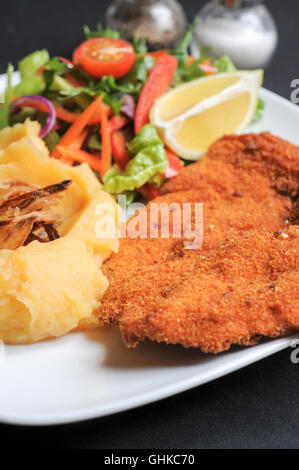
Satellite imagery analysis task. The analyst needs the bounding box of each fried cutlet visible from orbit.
[162,133,299,198]
[101,133,299,353]
[103,227,299,353]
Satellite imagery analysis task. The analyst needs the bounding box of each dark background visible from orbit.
[0,0,299,449]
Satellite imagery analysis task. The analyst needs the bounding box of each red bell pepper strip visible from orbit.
[108,114,128,134]
[111,131,129,171]
[134,53,178,135]
[165,149,184,178]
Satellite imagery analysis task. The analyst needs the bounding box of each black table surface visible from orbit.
[0,0,299,450]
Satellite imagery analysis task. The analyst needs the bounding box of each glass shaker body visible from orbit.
[107,0,187,50]
[191,0,278,69]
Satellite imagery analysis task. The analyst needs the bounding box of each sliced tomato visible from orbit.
[73,38,136,79]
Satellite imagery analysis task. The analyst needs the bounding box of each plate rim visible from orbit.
[0,335,296,427]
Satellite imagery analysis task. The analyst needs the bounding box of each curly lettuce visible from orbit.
[103,124,168,194]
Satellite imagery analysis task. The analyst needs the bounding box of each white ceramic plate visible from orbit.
[0,73,298,426]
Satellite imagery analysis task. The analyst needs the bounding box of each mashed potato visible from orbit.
[0,120,120,344]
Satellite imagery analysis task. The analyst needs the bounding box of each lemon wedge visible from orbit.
[150,70,263,160]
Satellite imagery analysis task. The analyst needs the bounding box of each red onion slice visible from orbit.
[121,94,136,120]
[11,95,57,138]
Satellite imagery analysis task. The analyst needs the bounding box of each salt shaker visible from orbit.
[191,0,278,69]
[106,0,187,50]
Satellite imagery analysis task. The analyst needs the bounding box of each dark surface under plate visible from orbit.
[0,0,299,449]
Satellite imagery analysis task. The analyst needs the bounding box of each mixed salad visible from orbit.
[0,24,264,203]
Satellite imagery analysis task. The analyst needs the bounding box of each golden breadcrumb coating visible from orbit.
[101,133,299,353]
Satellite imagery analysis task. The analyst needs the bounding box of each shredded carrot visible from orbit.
[68,129,88,149]
[57,146,102,172]
[52,95,104,158]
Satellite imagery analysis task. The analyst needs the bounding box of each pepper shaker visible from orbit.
[191,0,278,69]
[106,0,187,50]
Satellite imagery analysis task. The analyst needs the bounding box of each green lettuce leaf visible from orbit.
[14,50,49,97]
[19,50,49,79]
[214,55,236,73]
[103,124,168,194]
[14,75,45,96]
[252,98,265,123]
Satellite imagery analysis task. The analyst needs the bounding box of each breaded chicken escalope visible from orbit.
[162,133,299,198]
[104,228,299,353]
[101,133,299,353]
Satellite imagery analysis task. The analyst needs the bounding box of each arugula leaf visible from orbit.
[171,22,196,67]
[45,57,69,74]
[132,35,147,55]
[119,55,155,91]
[96,75,136,94]
[172,60,205,85]
[42,57,69,87]
[58,74,133,114]
[252,98,265,123]
[171,21,210,85]
[19,50,49,79]
[0,63,14,130]
[58,75,136,99]
[103,95,123,115]
[83,24,121,40]
[103,124,168,194]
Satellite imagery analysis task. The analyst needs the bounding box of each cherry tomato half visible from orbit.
[73,38,136,79]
